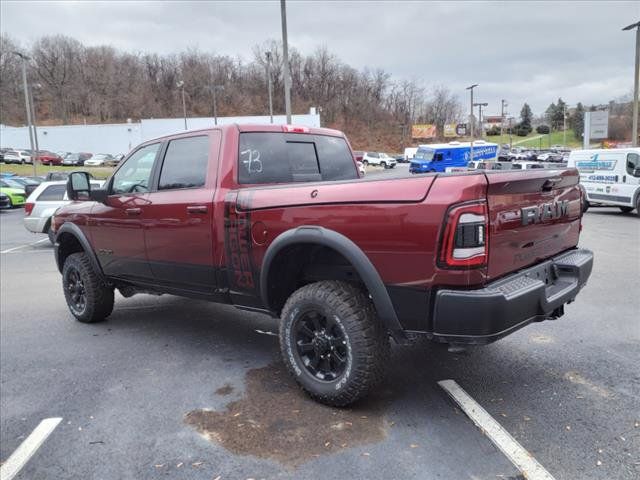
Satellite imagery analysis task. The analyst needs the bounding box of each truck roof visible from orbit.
[143,123,345,145]
[418,141,498,150]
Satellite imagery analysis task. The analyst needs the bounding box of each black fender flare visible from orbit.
[55,222,106,283]
[260,226,407,343]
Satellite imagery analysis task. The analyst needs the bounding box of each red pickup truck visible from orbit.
[53,124,593,406]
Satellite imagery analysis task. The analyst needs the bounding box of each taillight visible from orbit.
[282,125,310,133]
[25,202,35,216]
[439,202,488,268]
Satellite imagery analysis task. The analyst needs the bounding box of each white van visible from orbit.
[403,147,418,162]
[567,148,640,215]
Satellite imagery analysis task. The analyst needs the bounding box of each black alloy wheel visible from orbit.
[293,310,349,382]
[65,267,87,315]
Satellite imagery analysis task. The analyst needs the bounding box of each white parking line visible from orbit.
[0,417,62,480]
[438,379,555,480]
[0,238,49,254]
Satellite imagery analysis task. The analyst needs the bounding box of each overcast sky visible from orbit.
[1,1,638,116]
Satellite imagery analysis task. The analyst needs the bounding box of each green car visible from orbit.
[0,180,27,208]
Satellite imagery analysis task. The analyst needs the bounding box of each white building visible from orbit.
[0,109,321,155]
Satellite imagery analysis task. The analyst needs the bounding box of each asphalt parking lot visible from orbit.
[1,178,638,479]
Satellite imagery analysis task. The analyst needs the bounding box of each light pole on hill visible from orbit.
[280,0,292,124]
[466,84,478,161]
[177,81,187,130]
[12,51,37,176]
[211,85,224,125]
[500,99,507,138]
[622,20,640,146]
[474,102,488,138]
[265,51,274,123]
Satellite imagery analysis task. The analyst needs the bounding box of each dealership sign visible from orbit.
[586,110,609,140]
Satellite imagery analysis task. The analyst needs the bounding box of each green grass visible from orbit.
[0,163,114,179]
[478,129,582,149]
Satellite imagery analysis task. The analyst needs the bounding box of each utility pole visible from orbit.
[12,51,36,176]
[509,117,513,150]
[623,21,640,146]
[280,0,292,124]
[265,51,274,123]
[177,81,187,130]
[474,102,488,139]
[500,99,507,138]
[466,84,478,161]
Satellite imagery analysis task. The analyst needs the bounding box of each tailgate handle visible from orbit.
[542,177,562,191]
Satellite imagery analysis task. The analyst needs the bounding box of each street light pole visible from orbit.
[623,21,640,146]
[212,85,223,125]
[177,81,187,130]
[563,103,567,147]
[13,51,36,175]
[466,84,478,161]
[265,51,274,123]
[500,99,507,138]
[28,84,40,174]
[280,0,292,124]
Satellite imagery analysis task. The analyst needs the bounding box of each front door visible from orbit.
[143,132,220,294]
[90,142,161,281]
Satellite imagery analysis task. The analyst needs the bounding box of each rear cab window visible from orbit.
[158,136,209,190]
[238,132,357,185]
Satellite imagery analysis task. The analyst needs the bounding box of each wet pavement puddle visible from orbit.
[185,363,388,467]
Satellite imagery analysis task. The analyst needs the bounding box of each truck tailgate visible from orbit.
[485,168,582,280]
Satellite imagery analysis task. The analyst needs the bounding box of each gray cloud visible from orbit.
[2,0,638,115]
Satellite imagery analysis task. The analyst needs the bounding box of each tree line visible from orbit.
[0,34,465,151]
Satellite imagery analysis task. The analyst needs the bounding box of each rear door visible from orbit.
[484,168,582,280]
[143,131,221,294]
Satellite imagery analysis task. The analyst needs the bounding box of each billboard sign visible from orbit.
[444,123,457,137]
[411,124,436,138]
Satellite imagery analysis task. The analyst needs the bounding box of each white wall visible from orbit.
[0,112,320,156]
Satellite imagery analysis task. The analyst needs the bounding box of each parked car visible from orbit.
[3,149,33,164]
[84,153,115,167]
[24,180,104,243]
[38,151,64,166]
[62,153,92,166]
[44,171,94,182]
[52,123,592,407]
[4,176,42,195]
[0,192,11,209]
[356,160,365,176]
[394,154,407,163]
[0,179,27,207]
[106,154,125,167]
[511,161,546,170]
[362,152,396,168]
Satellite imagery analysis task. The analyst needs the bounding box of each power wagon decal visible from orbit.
[224,192,257,296]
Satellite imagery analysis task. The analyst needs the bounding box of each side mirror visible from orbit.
[633,168,640,177]
[67,171,91,200]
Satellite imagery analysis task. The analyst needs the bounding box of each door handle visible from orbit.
[187,205,208,214]
[125,207,142,215]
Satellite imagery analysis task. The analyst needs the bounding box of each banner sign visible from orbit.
[411,124,436,138]
[444,123,457,137]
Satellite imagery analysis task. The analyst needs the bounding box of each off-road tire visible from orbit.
[381,161,387,169]
[62,252,114,323]
[279,280,390,407]
[47,226,56,244]
[636,197,640,218]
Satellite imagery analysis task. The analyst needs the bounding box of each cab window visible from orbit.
[627,153,640,177]
[111,143,160,194]
[158,136,209,190]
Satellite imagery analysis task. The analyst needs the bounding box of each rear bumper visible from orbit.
[431,248,593,345]
[24,216,48,233]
